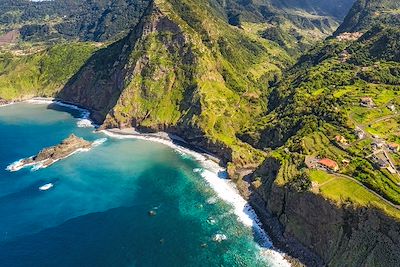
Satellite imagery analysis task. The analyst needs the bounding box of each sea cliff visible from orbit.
[245,158,400,267]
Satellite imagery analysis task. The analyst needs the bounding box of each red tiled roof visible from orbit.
[318,158,338,169]
[389,143,400,148]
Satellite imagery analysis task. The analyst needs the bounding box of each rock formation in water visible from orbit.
[10,134,92,171]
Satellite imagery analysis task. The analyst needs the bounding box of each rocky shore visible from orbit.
[8,134,92,171]
[0,98,11,106]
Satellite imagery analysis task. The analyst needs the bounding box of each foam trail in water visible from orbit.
[93,138,107,147]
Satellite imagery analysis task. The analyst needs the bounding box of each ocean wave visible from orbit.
[212,233,227,242]
[206,217,216,225]
[39,183,54,191]
[25,99,54,105]
[0,102,14,108]
[193,168,203,173]
[25,98,96,128]
[206,196,218,205]
[100,129,290,266]
[93,138,107,147]
[77,119,93,128]
[6,159,28,172]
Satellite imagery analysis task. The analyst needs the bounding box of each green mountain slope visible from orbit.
[0,43,97,99]
[0,0,399,265]
[55,0,292,166]
[0,0,355,53]
[222,0,355,55]
[0,0,150,42]
[336,0,400,34]
[241,24,400,204]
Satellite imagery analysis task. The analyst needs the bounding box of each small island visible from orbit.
[8,134,92,171]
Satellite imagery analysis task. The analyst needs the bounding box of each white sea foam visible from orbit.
[193,168,202,173]
[25,98,97,128]
[39,183,54,191]
[25,99,54,105]
[0,102,14,107]
[93,138,107,147]
[212,233,227,242]
[206,217,216,225]
[6,159,30,172]
[77,119,93,128]
[206,196,218,205]
[101,128,291,266]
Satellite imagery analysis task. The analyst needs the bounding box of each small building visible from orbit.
[372,141,384,150]
[342,159,350,166]
[372,152,390,168]
[360,97,375,108]
[318,158,339,172]
[335,135,348,145]
[388,143,400,152]
[355,127,365,139]
[387,104,396,112]
[336,32,363,42]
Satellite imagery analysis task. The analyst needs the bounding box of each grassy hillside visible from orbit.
[336,0,400,34]
[53,0,293,167]
[0,43,97,99]
[222,0,355,55]
[241,25,400,208]
[0,0,150,42]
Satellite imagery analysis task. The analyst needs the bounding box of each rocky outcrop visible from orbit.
[8,134,92,171]
[0,98,10,106]
[246,158,400,267]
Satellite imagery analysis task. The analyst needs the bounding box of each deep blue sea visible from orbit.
[0,102,287,267]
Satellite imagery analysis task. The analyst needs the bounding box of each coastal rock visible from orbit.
[9,134,92,171]
[0,98,10,106]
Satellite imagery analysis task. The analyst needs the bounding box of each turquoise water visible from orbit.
[0,103,281,267]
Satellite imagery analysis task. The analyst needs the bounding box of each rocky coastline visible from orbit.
[8,134,92,172]
[12,99,400,267]
[0,98,11,106]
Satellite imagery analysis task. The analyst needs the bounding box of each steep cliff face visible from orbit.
[58,0,291,164]
[58,1,163,124]
[247,158,400,266]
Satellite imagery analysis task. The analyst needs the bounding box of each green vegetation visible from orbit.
[336,0,400,34]
[0,0,399,219]
[0,42,97,99]
[0,0,150,42]
[241,23,400,214]
[309,170,400,220]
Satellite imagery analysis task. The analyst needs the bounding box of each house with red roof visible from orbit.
[318,158,339,172]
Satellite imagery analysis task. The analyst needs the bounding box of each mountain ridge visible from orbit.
[0,0,400,266]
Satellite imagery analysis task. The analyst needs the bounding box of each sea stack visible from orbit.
[8,134,92,171]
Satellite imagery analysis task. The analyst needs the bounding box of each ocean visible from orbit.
[0,102,288,267]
